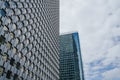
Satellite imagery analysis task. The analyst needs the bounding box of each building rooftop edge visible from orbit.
[60,31,78,35]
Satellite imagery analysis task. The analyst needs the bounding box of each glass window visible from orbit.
[10,58,15,66]
[33,41,37,47]
[35,27,39,33]
[2,53,8,62]
[26,8,31,13]
[17,2,23,8]
[0,35,5,44]
[23,20,28,26]
[22,57,25,64]
[11,15,19,23]
[30,36,34,42]
[15,38,19,45]
[31,63,33,69]
[6,9,14,16]
[0,19,2,25]
[31,8,35,13]
[30,13,34,18]
[0,9,6,17]
[20,35,25,42]
[19,14,25,21]
[13,47,17,54]
[13,74,18,80]
[23,3,28,8]
[24,39,29,46]
[22,48,28,55]
[0,66,4,76]
[1,17,11,25]
[28,3,32,8]
[28,51,32,58]
[0,1,9,8]
[9,1,17,8]
[31,30,34,35]
[17,43,22,51]
[20,66,24,72]
[8,23,17,32]
[6,70,12,79]
[4,1,10,8]
[34,34,37,39]
[27,25,32,31]
[16,62,21,70]
[3,26,9,32]
[26,69,28,75]
[22,27,27,34]
[25,14,30,20]
[28,44,32,50]
[21,8,26,14]
[14,9,21,15]
[26,32,30,38]
[15,30,21,37]
[27,60,30,66]
[29,19,33,25]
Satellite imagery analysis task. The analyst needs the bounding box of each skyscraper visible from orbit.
[59,32,84,80]
[0,0,59,80]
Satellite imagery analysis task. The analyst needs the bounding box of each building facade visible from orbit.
[0,0,59,80]
[59,32,84,80]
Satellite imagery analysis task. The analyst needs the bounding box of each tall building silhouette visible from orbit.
[59,32,84,80]
[0,0,59,80]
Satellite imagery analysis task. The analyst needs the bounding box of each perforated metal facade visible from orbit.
[0,0,59,80]
[59,32,84,80]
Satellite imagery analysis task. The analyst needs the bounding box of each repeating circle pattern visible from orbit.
[0,0,59,80]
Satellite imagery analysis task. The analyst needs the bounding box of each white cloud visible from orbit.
[60,0,120,80]
[102,68,120,80]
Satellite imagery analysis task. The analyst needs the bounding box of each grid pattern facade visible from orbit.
[0,0,59,80]
[59,33,84,80]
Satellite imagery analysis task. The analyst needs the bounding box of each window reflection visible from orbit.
[6,9,14,16]
[0,66,4,76]
[10,58,15,66]
[2,53,8,62]
[24,39,29,46]
[4,1,10,8]
[3,26,9,32]
[11,16,19,23]
[8,23,17,31]
[0,9,6,17]
[9,1,17,8]
[17,2,23,8]
[0,1,9,8]
[1,17,11,25]
[16,62,21,70]
[15,30,21,37]
[13,47,17,54]
[6,42,11,49]
[10,33,14,39]
[13,74,18,80]
[22,27,27,34]
[0,35,5,44]
[17,43,23,51]
[14,9,21,15]
[20,35,25,42]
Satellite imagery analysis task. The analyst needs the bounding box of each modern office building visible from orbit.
[0,0,59,80]
[59,32,84,80]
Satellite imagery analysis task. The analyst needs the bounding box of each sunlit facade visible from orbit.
[0,0,59,80]
[59,32,84,80]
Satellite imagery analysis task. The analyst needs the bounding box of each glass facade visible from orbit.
[59,32,84,80]
[0,0,59,80]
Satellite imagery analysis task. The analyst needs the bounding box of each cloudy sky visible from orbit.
[60,0,120,80]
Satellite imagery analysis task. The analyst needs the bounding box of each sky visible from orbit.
[60,0,120,80]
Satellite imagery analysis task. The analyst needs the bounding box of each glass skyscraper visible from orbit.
[59,32,84,80]
[0,0,59,80]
